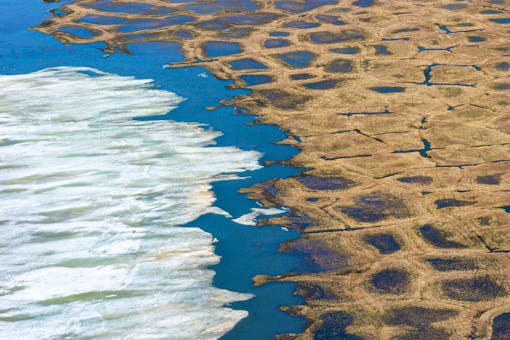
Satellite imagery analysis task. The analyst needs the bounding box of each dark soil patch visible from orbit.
[476,174,501,185]
[340,192,410,222]
[325,59,354,73]
[264,38,290,48]
[309,30,365,44]
[426,258,477,271]
[442,276,506,302]
[286,209,319,229]
[370,269,410,295]
[295,283,334,300]
[290,73,315,80]
[303,79,343,90]
[298,175,355,190]
[257,89,310,109]
[419,224,466,248]
[434,198,474,209]
[386,306,458,328]
[492,313,510,340]
[313,311,364,340]
[364,233,401,254]
[397,176,433,184]
[286,238,349,272]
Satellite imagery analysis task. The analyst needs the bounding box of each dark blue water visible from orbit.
[275,0,337,13]
[438,25,453,34]
[199,19,230,30]
[186,3,222,14]
[221,13,280,25]
[352,0,373,8]
[59,26,96,38]
[393,139,431,158]
[0,1,308,339]
[228,58,268,70]
[418,45,456,52]
[240,74,273,86]
[481,9,502,14]
[88,1,153,13]
[204,41,242,57]
[283,20,320,29]
[118,15,195,32]
[219,27,252,38]
[264,38,291,48]
[370,86,405,93]
[445,4,467,10]
[468,36,486,42]
[185,0,260,13]
[316,14,345,25]
[79,14,126,25]
[290,73,315,80]
[309,30,365,44]
[330,47,360,54]
[415,64,479,87]
[491,18,510,24]
[374,44,392,55]
[276,51,316,68]
[393,27,419,34]
[269,31,290,37]
[496,62,509,71]
[382,37,409,41]
[438,24,484,34]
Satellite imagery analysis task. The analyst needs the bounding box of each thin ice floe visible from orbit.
[0,67,261,339]
[233,207,289,226]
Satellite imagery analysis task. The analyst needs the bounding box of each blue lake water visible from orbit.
[490,18,510,24]
[240,74,273,86]
[118,16,195,33]
[269,31,290,37]
[79,14,127,25]
[352,0,373,8]
[264,38,291,48]
[283,20,320,29]
[59,26,96,38]
[204,41,242,57]
[88,1,153,14]
[228,58,268,70]
[330,47,360,54]
[0,1,307,339]
[276,51,316,68]
[370,86,405,93]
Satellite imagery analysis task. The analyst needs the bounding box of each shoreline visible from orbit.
[1,1,310,338]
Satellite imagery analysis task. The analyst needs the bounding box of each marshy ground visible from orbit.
[36,0,510,338]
